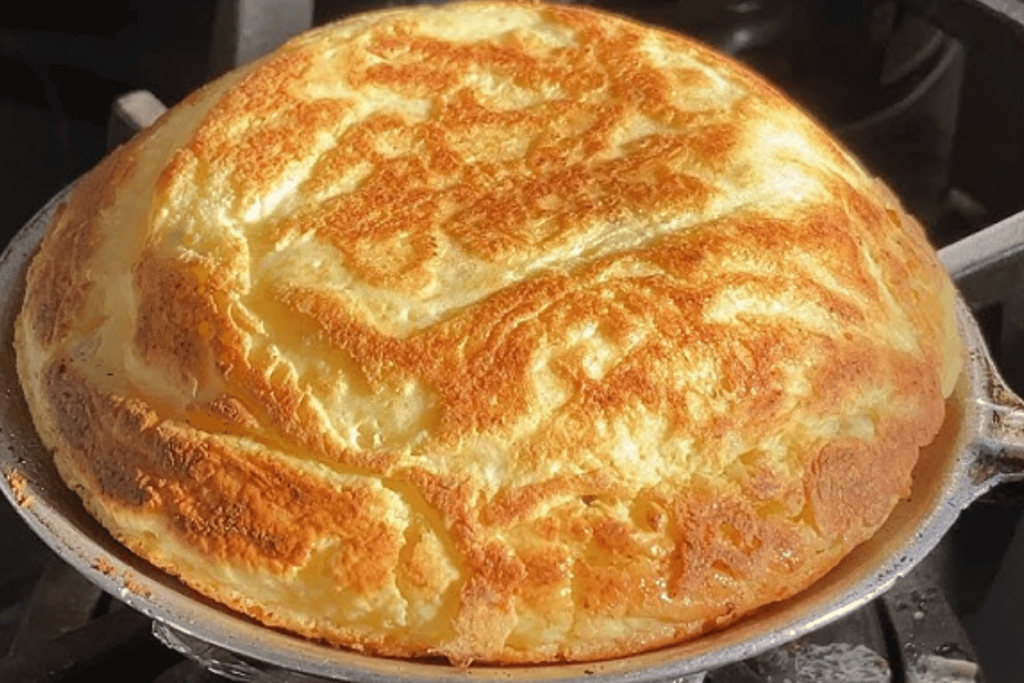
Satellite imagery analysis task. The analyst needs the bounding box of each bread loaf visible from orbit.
[15,0,964,665]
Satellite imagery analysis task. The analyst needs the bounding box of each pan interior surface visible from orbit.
[0,187,990,682]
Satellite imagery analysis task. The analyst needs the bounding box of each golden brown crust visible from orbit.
[15,0,963,665]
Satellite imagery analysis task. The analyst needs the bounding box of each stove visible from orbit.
[1,1,1024,681]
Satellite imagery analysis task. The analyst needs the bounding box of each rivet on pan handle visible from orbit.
[972,354,1024,486]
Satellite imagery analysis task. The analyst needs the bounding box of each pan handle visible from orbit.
[939,207,1024,310]
[940,209,1024,486]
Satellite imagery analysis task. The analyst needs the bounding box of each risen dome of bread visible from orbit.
[15,0,963,665]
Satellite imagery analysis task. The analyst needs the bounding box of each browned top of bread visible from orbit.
[15,0,963,665]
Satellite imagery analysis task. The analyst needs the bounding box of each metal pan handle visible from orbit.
[940,209,1024,487]
[940,208,1024,310]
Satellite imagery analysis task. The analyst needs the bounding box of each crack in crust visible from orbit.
[15,0,964,666]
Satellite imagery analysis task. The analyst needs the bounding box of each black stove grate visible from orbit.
[0,556,211,682]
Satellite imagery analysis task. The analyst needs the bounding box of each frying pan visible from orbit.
[1,181,1024,682]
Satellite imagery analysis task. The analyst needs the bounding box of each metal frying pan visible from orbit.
[1,182,1023,682]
